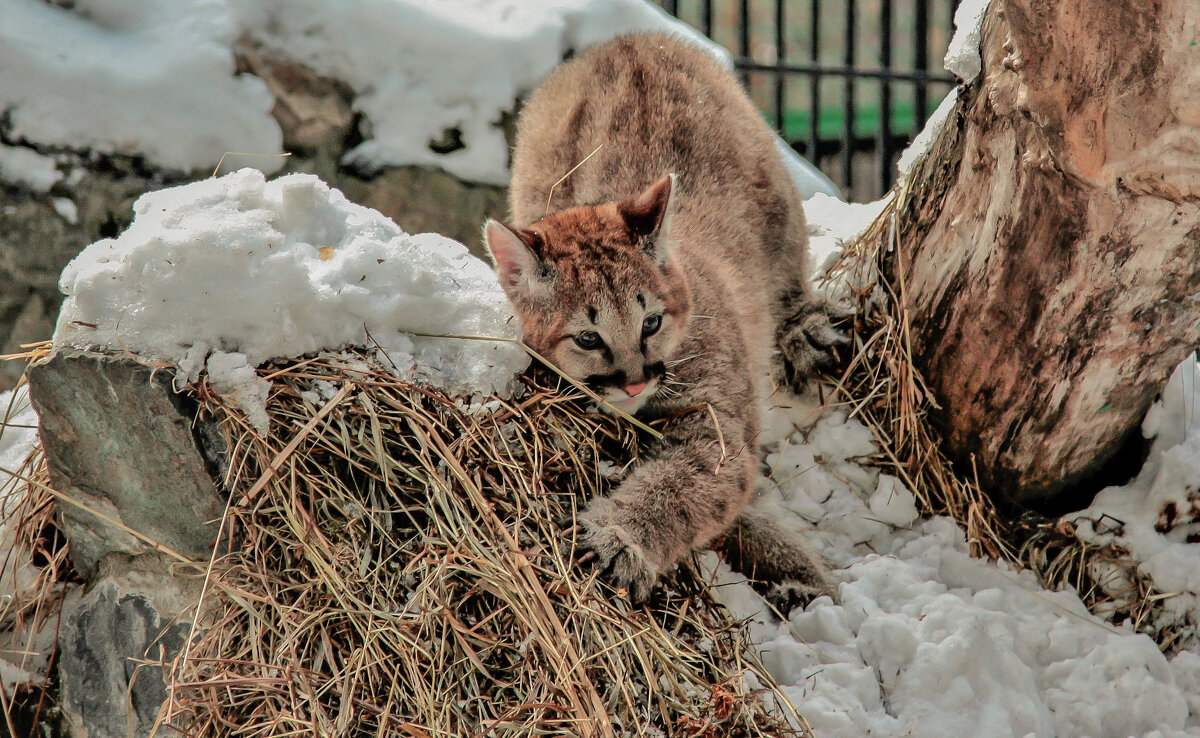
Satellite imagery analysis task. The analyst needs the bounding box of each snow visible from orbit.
[806,193,889,275]
[894,0,987,183]
[0,143,62,192]
[945,0,991,83]
[53,168,528,433]
[237,0,706,184]
[1,0,834,196]
[804,192,890,301]
[8,0,1200,731]
[0,0,282,175]
[53,197,79,225]
[897,88,959,181]
[698,390,1200,737]
[1071,358,1200,632]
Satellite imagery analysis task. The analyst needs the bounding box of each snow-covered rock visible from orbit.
[0,0,835,197]
[53,168,529,432]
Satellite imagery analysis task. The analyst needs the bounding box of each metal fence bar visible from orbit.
[662,0,958,199]
[734,59,953,84]
[842,0,855,189]
[738,0,750,85]
[774,0,786,131]
[878,0,893,190]
[914,0,930,137]
[808,0,820,162]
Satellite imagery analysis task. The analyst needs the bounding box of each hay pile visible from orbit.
[161,351,807,737]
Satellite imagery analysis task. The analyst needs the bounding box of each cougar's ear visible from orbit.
[483,220,552,299]
[618,173,677,267]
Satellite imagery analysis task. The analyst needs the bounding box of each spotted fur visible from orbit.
[485,33,840,607]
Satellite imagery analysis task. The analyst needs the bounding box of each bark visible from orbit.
[895,0,1200,506]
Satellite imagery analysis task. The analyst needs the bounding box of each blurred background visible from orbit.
[660,0,960,201]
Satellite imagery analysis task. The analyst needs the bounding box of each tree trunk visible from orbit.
[894,0,1200,507]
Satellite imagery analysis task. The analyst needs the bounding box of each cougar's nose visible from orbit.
[622,382,648,397]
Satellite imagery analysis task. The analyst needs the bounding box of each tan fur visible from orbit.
[487,33,841,607]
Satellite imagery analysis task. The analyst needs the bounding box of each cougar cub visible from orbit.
[484,33,841,608]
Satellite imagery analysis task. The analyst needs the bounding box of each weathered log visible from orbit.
[895,0,1200,506]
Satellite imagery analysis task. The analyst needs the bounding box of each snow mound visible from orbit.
[711,393,1200,737]
[53,168,528,433]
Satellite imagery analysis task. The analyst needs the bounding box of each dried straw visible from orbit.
[159,352,809,737]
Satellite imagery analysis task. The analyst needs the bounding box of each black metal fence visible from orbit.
[661,0,960,200]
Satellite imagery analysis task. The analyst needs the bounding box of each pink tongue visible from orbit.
[622,382,648,397]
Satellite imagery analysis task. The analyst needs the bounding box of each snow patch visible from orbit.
[897,88,959,181]
[720,392,1200,737]
[804,192,889,301]
[3,0,830,193]
[236,0,721,185]
[0,144,62,193]
[0,0,282,174]
[944,0,990,83]
[894,0,986,184]
[53,168,529,433]
[53,197,79,225]
[1071,358,1200,634]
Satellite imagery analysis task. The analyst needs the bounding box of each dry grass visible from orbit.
[825,180,1188,649]
[0,356,74,736]
[157,352,809,737]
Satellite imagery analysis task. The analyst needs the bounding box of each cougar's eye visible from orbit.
[641,314,662,337]
[574,331,604,350]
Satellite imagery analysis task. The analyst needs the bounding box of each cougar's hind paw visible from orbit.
[764,579,837,617]
[780,302,852,386]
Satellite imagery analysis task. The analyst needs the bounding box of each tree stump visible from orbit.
[894,0,1200,507]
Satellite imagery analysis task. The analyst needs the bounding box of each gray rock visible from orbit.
[0,159,174,391]
[25,351,227,577]
[58,553,200,738]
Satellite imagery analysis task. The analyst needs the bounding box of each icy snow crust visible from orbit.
[53,169,528,432]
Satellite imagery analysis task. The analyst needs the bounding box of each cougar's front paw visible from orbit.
[779,301,852,386]
[569,502,659,604]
